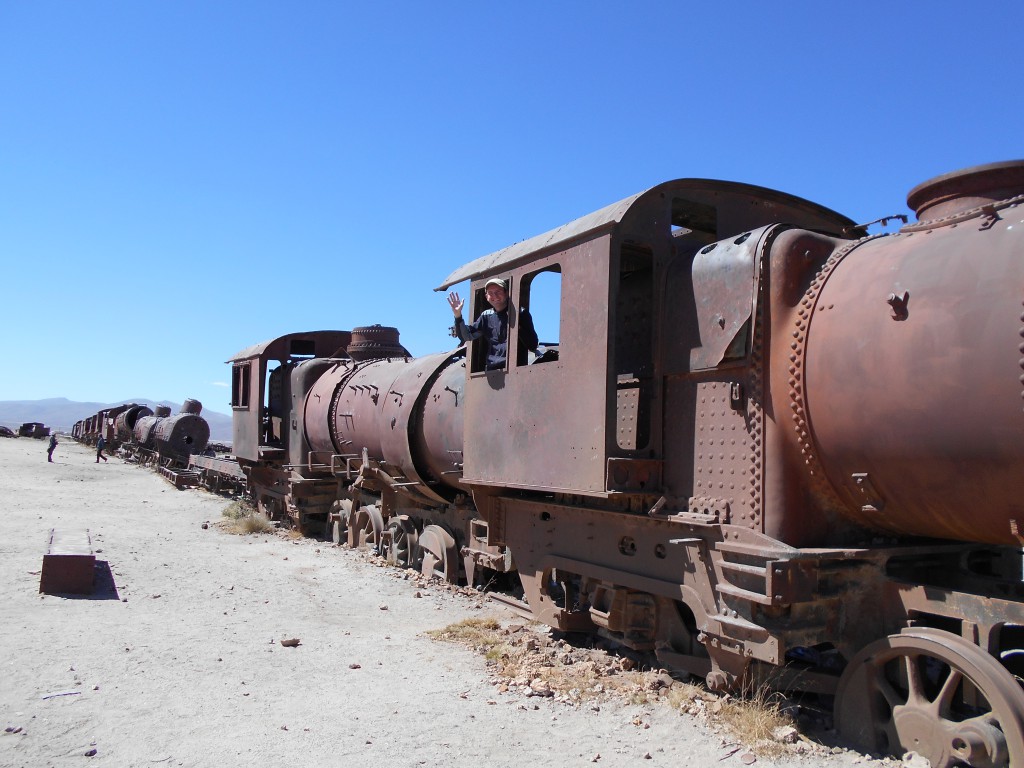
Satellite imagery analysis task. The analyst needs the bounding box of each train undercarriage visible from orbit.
[245,447,1024,767]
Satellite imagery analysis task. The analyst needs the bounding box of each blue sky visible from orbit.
[1,2,1020,415]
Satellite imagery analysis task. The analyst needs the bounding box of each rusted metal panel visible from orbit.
[462,236,613,495]
[659,379,764,529]
[605,457,662,493]
[231,358,262,462]
[40,529,95,595]
[688,228,761,370]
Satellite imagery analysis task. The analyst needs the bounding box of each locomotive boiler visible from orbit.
[230,160,1024,766]
[113,403,154,444]
[133,399,210,464]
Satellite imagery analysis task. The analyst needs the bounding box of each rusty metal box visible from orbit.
[40,529,95,595]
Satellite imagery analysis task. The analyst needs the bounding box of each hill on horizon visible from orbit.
[0,397,232,442]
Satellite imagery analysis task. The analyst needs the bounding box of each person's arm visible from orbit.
[448,291,483,342]
[519,308,539,352]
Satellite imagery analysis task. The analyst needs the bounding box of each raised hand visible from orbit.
[447,291,464,317]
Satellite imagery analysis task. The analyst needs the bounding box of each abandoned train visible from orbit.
[72,399,210,467]
[227,160,1024,766]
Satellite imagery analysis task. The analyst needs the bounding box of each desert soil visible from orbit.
[0,437,890,768]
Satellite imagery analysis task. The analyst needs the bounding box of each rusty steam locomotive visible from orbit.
[72,399,210,468]
[227,160,1024,766]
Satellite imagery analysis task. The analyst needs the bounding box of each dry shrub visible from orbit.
[429,617,798,759]
[662,681,704,709]
[222,500,256,520]
[428,618,692,705]
[717,684,796,760]
[427,618,507,654]
[221,500,273,535]
[237,513,274,534]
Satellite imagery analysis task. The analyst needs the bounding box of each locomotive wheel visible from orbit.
[835,628,1024,767]
[348,505,384,552]
[383,515,418,568]
[417,524,458,583]
[328,500,353,546]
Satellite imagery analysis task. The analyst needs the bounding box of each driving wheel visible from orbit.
[328,499,352,546]
[383,515,418,568]
[835,628,1024,767]
[348,504,384,551]
[417,524,458,582]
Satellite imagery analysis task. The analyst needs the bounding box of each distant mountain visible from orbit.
[0,397,232,442]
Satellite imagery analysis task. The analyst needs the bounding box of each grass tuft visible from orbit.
[221,500,274,535]
[428,616,799,759]
[716,683,796,759]
[222,500,255,520]
[427,618,505,651]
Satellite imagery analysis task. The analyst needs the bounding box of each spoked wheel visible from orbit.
[417,524,458,582]
[327,500,353,546]
[348,505,384,551]
[835,628,1024,767]
[382,515,418,568]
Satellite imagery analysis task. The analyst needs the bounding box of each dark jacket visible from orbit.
[455,306,538,370]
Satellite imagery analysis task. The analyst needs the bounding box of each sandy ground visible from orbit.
[0,437,889,768]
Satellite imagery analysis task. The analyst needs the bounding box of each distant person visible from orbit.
[96,436,108,463]
[447,278,538,370]
[47,434,58,463]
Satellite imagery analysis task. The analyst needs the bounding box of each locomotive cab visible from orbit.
[438,180,857,505]
[227,331,352,463]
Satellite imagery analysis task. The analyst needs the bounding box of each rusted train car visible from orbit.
[228,160,1024,766]
[73,399,210,468]
[18,422,51,438]
[73,403,145,446]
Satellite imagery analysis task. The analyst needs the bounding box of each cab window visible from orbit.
[519,266,561,366]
